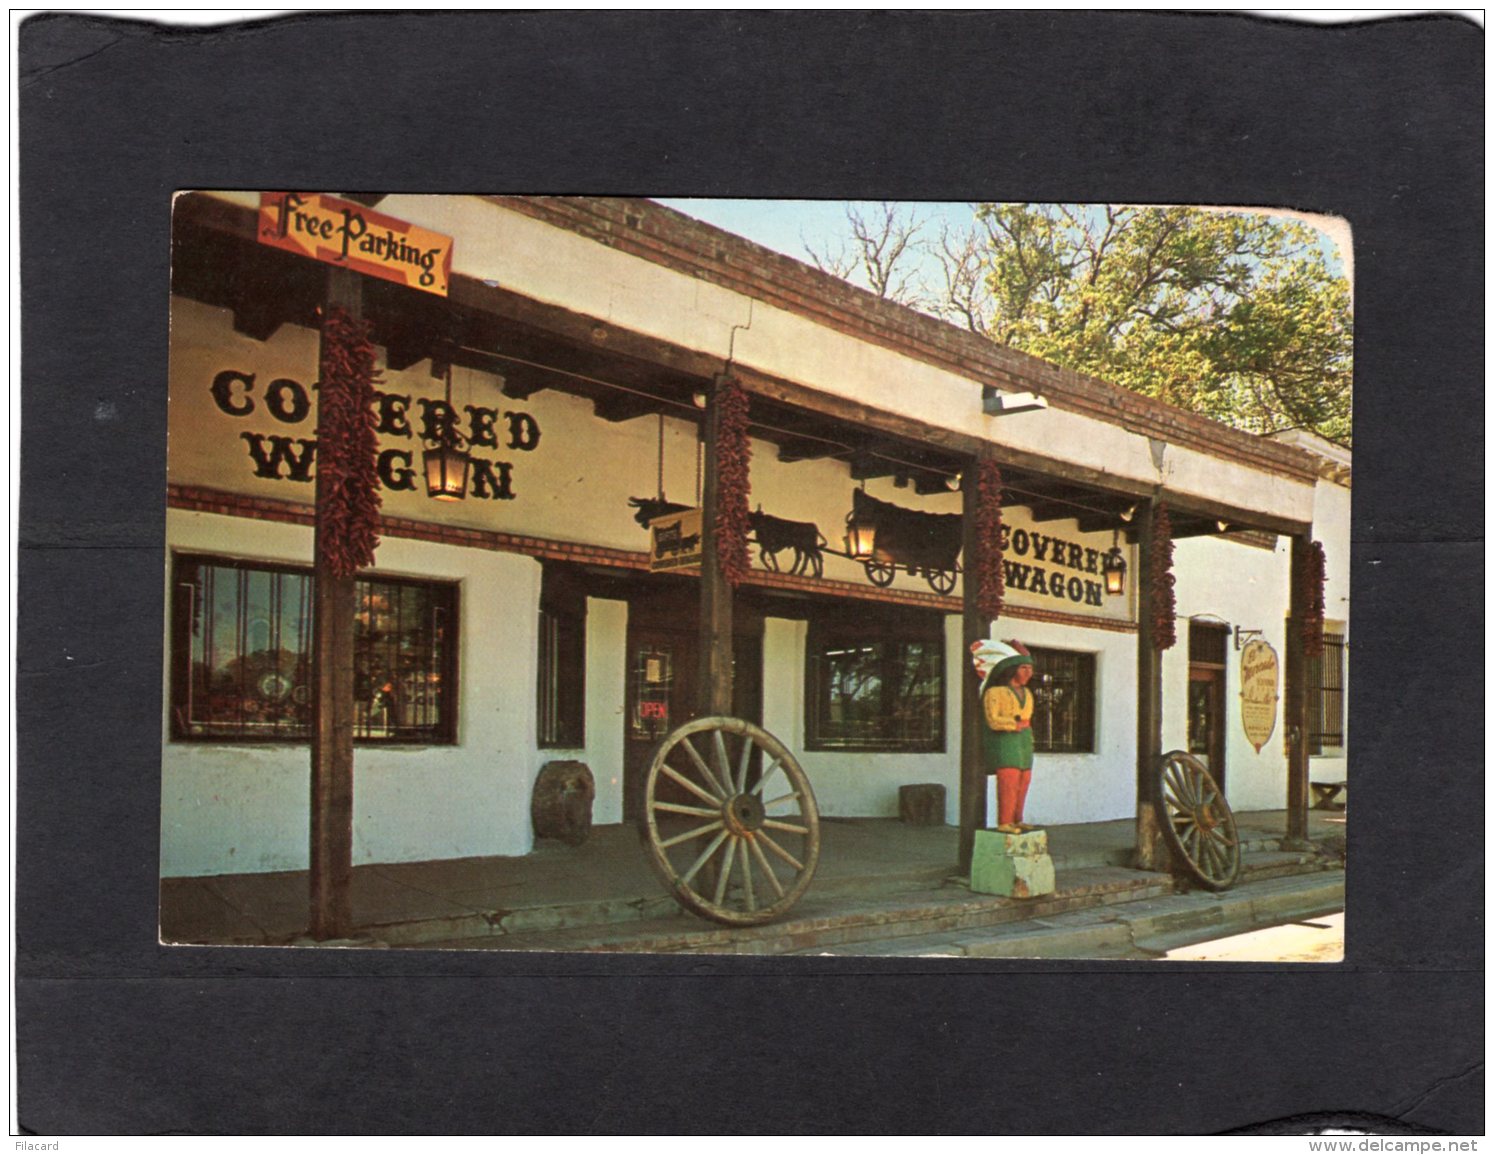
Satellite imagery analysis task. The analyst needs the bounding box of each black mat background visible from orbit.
[15,11,1484,1136]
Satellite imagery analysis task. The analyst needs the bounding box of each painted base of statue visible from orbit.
[970,826,1056,899]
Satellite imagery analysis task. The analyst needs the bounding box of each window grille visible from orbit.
[1026,646,1097,754]
[538,604,586,749]
[805,611,945,753]
[1308,631,1346,754]
[171,555,457,744]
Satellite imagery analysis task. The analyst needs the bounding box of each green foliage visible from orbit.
[968,205,1353,445]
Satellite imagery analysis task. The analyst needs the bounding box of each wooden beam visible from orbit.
[497,364,548,400]
[1285,533,1312,845]
[593,391,662,423]
[849,452,897,481]
[309,267,361,941]
[913,473,956,496]
[1027,502,1077,524]
[776,436,839,464]
[231,297,284,343]
[740,366,1155,494]
[957,459,987,873]
[736,368,1314,537]
[698,379,733,715]
[1133,498,1167,872]
[382,329,434,372]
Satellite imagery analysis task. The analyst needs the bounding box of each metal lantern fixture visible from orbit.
[423,363,470,501]
[1102,533,1128,596]
[843,505,878,560]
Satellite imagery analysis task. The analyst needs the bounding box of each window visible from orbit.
[805,610,944,752]
[537,565,586,749]
[1027,646,1096,754]
[1308,631,1346,754]
[171,555,457,744]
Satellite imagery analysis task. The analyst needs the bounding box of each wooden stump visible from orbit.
[531,761,596,846]
[899,783,947,826]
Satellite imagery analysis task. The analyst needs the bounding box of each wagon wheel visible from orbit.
[925,568,957,595]
[1155,750,1241,891]
[640,716,821,926]
[863,559,896,587]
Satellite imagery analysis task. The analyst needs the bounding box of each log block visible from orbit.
[969,827,1056,898]
[899,783,947,826]
[531,760,596,846]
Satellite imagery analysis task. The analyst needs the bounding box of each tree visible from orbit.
[811,202,1353,446]
[804,201,928,307]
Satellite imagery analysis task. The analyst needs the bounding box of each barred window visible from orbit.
[171,555,457,744]
[1026,646,1097,754]
[805,610,945,753]
[1308,631,1346,754]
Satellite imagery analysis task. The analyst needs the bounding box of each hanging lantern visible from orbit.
[423,363,470,501]
[423,443,470,501]
[843,506,878,560]
[1102,544,1128,596]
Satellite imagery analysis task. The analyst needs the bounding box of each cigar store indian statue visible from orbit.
[972,639,1039,834]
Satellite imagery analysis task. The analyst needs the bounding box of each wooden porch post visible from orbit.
[1133,497,1166,870]
[1284,531,1313,844]
[957,461,986,873]
[309,267,362,940]
[698,376,733,715]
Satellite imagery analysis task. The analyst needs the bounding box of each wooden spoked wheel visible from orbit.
[640,716,821,926]
[1156,750,1241,891]
[863,559,897,587]
[925,568,957,595]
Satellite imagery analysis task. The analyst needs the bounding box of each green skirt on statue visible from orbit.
[983,727,1034,771]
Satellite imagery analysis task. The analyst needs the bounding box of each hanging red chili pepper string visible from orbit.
[713,377,753,587]
[974,460,1005,621]
[1150,503,1177,650]
[317,305,383,578]
[1301,540,1327,658]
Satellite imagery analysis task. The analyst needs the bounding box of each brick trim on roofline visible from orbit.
[486,196,1322,485]
[166,484,1139,633]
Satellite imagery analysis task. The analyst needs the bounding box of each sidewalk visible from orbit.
[159,810,1345,953]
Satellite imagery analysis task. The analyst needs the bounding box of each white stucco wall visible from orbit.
[1166,536,1292,813]
[160,509,544,877]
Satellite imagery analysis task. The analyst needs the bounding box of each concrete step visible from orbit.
[799,870,1345,959]
[364,847,1329,947]
[1049,830,1300,872]
[406,866,1178,953]
[387,846,1340,954]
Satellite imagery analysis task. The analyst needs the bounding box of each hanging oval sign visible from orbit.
[1239,639,1280,753]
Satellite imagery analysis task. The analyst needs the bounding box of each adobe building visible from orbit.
[162,192,1349,881]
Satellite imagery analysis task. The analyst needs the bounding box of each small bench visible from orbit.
[1311,781,1347,810]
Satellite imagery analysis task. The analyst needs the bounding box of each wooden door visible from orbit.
[1187,666,1226,789]
[623,606,763,822]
